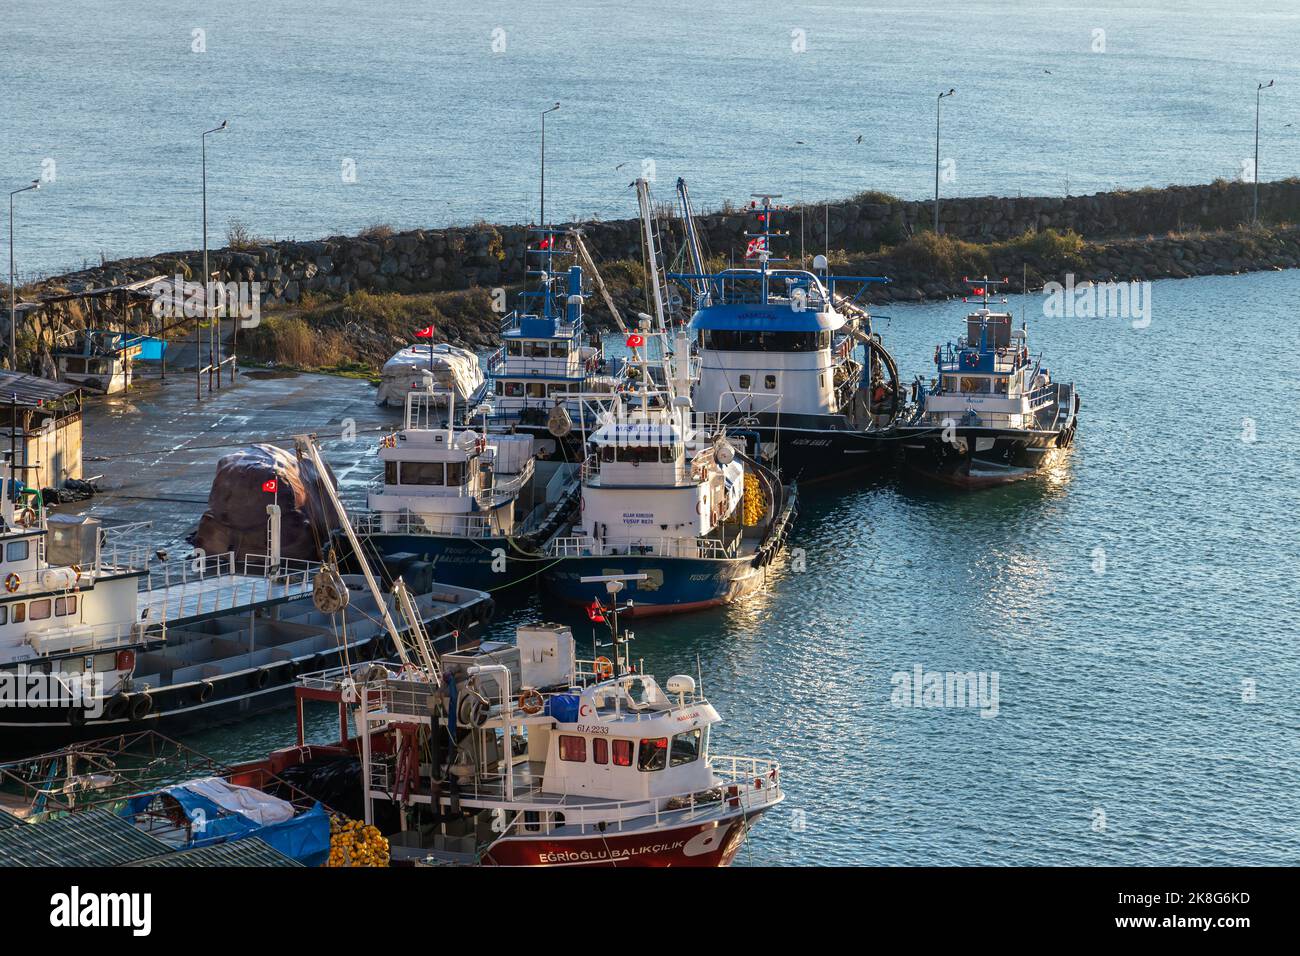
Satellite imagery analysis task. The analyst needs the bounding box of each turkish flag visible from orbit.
[625,334,645,349]
[262,478,278,493]
[587,600,605,623]
[973,287,985,296]
[414,326,434,339]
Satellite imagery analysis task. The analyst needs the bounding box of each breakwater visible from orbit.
[18,178,1300,364]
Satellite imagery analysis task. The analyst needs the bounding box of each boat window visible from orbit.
[550,342,568,357]
[526,383,546,398]
[670,729,702,767]
[55,596,77,617]
[593,738,609,765]
[612,739,633,767]
[738,374,751,389]
[494,380,503,395]
[960,377,991,394]
[558,735,586,762]
[601,445,615,463]
[30,599,51,621]
[506,341,523,357]
[504,381,524,397]
[384,461,398,484]
[994,378,1009,395]
[637,737,668,772]
[659,444,680,463]
[6,541,28,562]
[615,445,658,464]
[445,461,466,485]
[547,383,569,396]
[400,462,445,486]
[0,606,6,625]
[704,330,821,352]
[943,376,959,391]
[526,341,550,358]
[11,604,24,624]
[764,375,776,390]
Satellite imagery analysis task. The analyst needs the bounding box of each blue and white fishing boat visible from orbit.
[896,278,1080,488]
[541,181,797,616]
[348,382,580,590]
[484,230,627,451]
[669,186,903,482]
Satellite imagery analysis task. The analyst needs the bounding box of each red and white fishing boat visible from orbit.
[349,574,781,866]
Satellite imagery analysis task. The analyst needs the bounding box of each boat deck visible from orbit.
[139,565,319,627]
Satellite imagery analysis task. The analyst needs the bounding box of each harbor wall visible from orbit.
[19,178,1300,354]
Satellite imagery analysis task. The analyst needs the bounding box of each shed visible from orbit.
[0,371,83,490]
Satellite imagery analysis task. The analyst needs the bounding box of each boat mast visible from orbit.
[635,178,668,335]
[675,177,710,308]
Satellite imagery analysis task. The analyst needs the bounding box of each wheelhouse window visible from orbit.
[612,739,633,767]
[959,377,991,395]
[30,599,51,621]
[384,461,398,484]
[400,461,445,486]
[670,729,702,767]
[506,341,523,357]
[445,461,466,486]
[637,737,668,772]
[615,445,660,464]
[504,381,524,397]
[525,341,550,358]
[548,383,570,396]
[550,342,568,357]
[526,383,546,398]
[593,738,609,765]
[559,735,587,762]
[703,330,827,352]
[6,541,28,563]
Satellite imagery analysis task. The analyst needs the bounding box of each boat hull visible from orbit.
[0,604,490,758]
[720,412,893,482]
[350,532,549,591]
[481,807,772,867]
[899,423,1077,489]
[543,553,767,616]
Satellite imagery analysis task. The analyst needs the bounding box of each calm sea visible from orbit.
[2,0,1299,277]
[184,268,1300,865]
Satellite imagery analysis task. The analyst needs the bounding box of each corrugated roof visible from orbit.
[0,370,81,407]
[130,837,303,868]
[0,809,171,867]
[0,808,23,829]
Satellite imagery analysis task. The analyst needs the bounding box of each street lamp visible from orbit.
[935,88,955,234]
[1254,80,1274,225]
[201,120,227,398]
[795,140,808,266]
[8,180,40,373]
[540,103,560,229]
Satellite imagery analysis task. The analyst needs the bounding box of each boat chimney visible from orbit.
[567,265,583,325]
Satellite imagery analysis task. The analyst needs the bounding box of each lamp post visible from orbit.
[935,88,955,234]
[8,180,40,373]
[540,103,560,229]
[1254,80,1274,225]
[796,140,808,266]
[201,120,227,398]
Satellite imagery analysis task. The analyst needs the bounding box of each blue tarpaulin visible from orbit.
[120,785,331,867]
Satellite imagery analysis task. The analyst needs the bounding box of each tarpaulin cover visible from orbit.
[192,442,338,562]
[120,783,332,867]
[545,693,580,724]
[377,342,484,407]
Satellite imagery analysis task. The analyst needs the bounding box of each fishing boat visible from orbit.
[896,278,1080,488]
[483,230,627,451]
[247,581,783,866]
[539,181,797,616]
[670,184,904,481]
[346,382,580,590]
[0,458,491,757]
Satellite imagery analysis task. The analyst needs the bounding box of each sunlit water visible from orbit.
[3,0,1299,277]
[187,269,1300,865]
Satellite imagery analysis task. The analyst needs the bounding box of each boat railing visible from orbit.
[547,532,741,560]
[349,509,505,540]
[137,552,318,620]
[26,619,159,657]
[479,755,783,838]
[478,458,534,507]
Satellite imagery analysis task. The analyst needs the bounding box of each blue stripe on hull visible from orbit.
[542,555,763,615]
